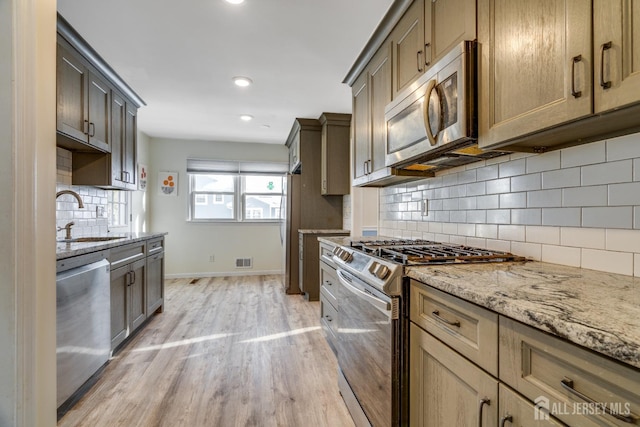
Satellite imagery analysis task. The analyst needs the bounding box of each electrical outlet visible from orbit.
[96,206,107,218]
[209,255,215,262]
[422,199,429,216]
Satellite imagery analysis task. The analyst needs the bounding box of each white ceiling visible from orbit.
[56,0,393,145]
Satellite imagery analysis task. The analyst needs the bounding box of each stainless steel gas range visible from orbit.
[331,238,524,427]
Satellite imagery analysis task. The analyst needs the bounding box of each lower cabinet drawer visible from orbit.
[410,280,499,376]
[320,290,338,355]
[499,384,566,427]
[500,317,640,427]
[320,261,339,305]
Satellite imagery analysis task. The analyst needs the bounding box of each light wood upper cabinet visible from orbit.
[594,0,640,112]
[391,0,425,98]
[478,0,592,149]
[352,42,393,186]
[320,113,351,196]
[424,0,476,72]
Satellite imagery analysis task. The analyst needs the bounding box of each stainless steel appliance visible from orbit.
[56,251,111,412]
[385,41,487,170]
[332,239,524,426]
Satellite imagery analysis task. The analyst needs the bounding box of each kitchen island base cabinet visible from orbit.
[146,238,165,314]
[410,323,498,427]
[110,258,146,352]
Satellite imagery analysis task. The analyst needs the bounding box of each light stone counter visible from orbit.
[407,261,640,369]
[56,231,168,260]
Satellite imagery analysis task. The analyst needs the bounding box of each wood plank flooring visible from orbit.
[58,275,355,427]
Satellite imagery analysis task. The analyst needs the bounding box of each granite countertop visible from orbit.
[407,262,640,369]
[56,231,168,260]
[298,229,350,235]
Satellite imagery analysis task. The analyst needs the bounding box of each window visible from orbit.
[187,159,288,222]
[107,191,129,227]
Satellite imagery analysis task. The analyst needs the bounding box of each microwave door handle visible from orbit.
[336,269,391,315]
[423,79,439,146]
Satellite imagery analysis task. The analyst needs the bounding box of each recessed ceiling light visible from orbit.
[233,76,253,87]
[225,0,244,4]
[240,115,253,121]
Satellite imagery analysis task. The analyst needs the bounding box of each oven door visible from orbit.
[336,268,397,426]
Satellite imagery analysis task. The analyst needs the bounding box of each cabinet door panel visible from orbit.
[57,44,89,142]
[370,43,392,175]
[594,0,640,112]
[425,0,476,69]
[392,0,425,97]
[87,71,111,152]
[124,103,137,187]
[499,384,567,427]
[111,92,125,184]
[110,265,129,350]
[478,0,592,149]
[410,323,498,427]
[146,251,164,314]
[129,259,146,331]
[352,71,370,183]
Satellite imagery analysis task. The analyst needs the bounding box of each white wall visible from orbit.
[1,0,57,425]
[131,130,151,233]
[149,137,288,277]
[380,132,640,277]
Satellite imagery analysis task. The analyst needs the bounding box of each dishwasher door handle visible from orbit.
[336,269,391,314]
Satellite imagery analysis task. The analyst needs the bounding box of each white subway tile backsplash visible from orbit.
[450,211,467,223]
[486,178,511,194]
[435,211,450,222]
[500,192,527,208]
[511,173,541,192]
[442,222,458,235]
[541,245,581,267]
[526,151,561,173]
[434,233,450,242]
[525,226,560,245]
[443,198,459,211]
[466,237,487,248]
[450,235,467,245]
[542,168,581,189]
[429,222,443,233]
[458,223,476,236]
[466,182,486,196]
[581,160,632,186]
[606,133,640,161]
[466,210,487,224]
[634,159,640,181]
[605,229,640,253]
[561,227,605,249]
[476,224,498,239]
[581,249,634,275]
[562,185,608,207]
[499,159,526,178]
[498,225,525,241]
[460,197,477,210]
[635,207,640,229]
[527,189,562,208]
[486,239,511,252]
[458,170,477,184]
[487,209,511,224]
[477,194,499,209]
[542,208,581,226]
[608,182,640,205]
[582,206,633,229]
[476,164,499,181]
[561,140,606,168]
[511,241,542,260]
[511,209,542,225]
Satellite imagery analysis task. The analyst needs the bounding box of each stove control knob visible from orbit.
[334,247,353,263]
[369,262,390,280]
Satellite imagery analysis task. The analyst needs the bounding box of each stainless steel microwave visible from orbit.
[385,41,477,168]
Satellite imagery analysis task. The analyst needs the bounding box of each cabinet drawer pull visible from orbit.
[325,315,332,322]
[560,377,638,424]
[88,122,95,137]
[477,398,490,427]
[431,310,460,327]
[500,415,513,427]
[83,119,89,135]
[600,41,612,89]
[424,43,432,66]
[417,50,424,72]
[571,55,582,98]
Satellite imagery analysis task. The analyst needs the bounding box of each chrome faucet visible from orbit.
[56,190,85,208]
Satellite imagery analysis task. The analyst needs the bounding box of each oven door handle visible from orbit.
[336,269,391,315]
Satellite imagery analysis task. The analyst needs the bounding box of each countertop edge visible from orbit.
[56,232,168,260]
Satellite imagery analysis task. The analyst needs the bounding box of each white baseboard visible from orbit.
[165,270,283,279]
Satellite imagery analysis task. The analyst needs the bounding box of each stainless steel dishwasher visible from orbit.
[56,250,110,409]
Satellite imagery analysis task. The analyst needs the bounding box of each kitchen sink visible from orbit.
[57,236,125,243]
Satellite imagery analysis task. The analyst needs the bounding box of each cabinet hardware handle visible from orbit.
[417,51,424,73]
[600,41,612,89]
[571,55,582,98]
[560,377,639,423]
[88,122,95,137]
[325,315,332,322]
[368,159,372,174]
[431,310,460,327]
[477,398,490,427]
[132,270,136,284]
[500,415,513,427]
[424,43,432,66]
[126,271,132,286]
[83,120,89,135]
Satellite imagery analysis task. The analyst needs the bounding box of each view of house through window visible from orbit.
[187,159,287,222]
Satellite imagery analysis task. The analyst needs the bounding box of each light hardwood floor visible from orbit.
[58,275,355,427]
